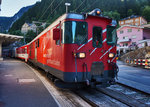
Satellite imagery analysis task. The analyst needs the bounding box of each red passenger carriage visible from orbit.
[16,9,118,87]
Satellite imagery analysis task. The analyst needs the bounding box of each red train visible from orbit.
[16,45,29,62]
[16,9,118,87]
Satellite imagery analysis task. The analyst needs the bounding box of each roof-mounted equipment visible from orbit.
[88,8,102,16]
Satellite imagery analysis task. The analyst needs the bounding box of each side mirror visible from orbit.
[53,28,60,40]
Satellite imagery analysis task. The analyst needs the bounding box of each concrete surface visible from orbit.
[117,61,150,94]
[0,59,58,107]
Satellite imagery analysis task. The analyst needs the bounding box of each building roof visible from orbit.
[120,15,140,21]
[24,23,36,27]
[117,25,144,31]
[143,24,150,28]
[0,33,23,46]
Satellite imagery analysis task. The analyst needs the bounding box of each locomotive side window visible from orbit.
[107,25,117,45]
[25,47,27,54]
[62,21,88,45]
[38,39,40,47]
[92,26,102,48]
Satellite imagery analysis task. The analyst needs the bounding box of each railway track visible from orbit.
[103,83,150,106]
[28,62,126,107]
[73,88,128,107]
[73,83,150,107]
[27,61,150,107]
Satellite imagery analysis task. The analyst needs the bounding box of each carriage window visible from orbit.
[93,26,102,48]
[107,25,117,45]
[62,21,88,45]
[29,44,32,57]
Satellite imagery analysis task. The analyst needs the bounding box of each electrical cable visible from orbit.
[38,0,55,21]
[82,0,98,13]
[47,0,64,19]
[74,0,86,12]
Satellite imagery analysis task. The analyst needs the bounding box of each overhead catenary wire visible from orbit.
[38,0,55,21]
[74,0,86,12]
[82,0,99,13]
[47,0,64,20]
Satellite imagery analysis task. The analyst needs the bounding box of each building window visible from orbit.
[123,36,128,39]
[121,21,124,24]
[132,42,136,46]
[120,30,124,34]
[132,35,136,39]
[127,29,132,32]
[135,19,139,22]
[135,23,139,26]
[123,43,128,46]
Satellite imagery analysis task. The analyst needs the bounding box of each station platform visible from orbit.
[117,61,150,94]
[0,59,58,107]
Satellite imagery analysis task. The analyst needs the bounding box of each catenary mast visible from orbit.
[0,0,2,11]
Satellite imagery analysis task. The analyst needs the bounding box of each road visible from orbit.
[117,61,150,94]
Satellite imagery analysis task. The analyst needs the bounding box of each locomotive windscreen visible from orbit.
[107,25,117,45]
[62,21,88,45]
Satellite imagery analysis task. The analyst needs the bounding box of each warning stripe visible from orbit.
[90,38,107,55]
[77,38,92,50]
[111,54,117,62]
[100,46,114,59]
[77,28,107,51]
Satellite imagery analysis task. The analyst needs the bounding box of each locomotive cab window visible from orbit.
[93,26,102,48]
[107,25,117,45]
[62,21,88,45]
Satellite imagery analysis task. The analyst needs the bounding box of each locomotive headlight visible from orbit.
[109,53,115,58]
[77,53,86,58]
[96,10,100,15]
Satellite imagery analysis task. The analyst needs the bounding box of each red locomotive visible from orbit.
[16,9,118,87]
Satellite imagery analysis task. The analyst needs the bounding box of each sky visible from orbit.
[0,0,41,17]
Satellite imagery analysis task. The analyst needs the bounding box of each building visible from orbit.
[119,15,147,26]
[21,22,37,34]
[117,25,150,54]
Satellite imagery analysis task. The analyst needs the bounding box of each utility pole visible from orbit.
[65,3,71,13]
[0,0,2,11]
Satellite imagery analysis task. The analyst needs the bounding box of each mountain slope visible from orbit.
[9,0,150,33]
[0,5,33,32]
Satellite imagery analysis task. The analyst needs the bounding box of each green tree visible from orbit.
[25,30,37,43]
[142,6,150,22]
[127,9,134,16]
[103,11,120,21]
[9,30,24,36]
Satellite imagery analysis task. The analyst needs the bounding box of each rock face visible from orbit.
[0,5,33,32]
[121,46,150,62]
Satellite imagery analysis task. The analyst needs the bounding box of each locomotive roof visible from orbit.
[26,13,111,45]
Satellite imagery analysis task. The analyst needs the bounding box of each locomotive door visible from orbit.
[91,26,104,76]
[92,26,103,48]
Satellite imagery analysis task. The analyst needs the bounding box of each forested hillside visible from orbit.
[9,0,150,43]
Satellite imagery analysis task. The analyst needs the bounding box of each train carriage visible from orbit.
[17,9,118,87]
[16,45,29,62]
